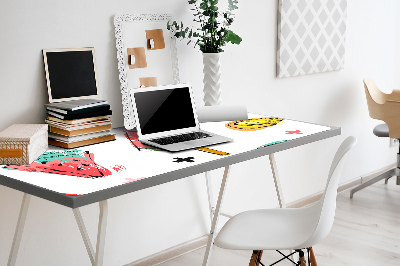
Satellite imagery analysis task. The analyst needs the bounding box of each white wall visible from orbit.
[1,0,400,265]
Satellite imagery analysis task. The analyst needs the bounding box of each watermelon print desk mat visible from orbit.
[0,114,339,207]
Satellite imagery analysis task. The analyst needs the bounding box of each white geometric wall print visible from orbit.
[277,0,347,78]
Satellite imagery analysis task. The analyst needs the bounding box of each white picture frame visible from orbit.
[114,13,180,130]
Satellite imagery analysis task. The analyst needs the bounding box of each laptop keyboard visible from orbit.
[149,132,211,145]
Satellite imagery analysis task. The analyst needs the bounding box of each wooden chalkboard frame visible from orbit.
[43,47,100,103]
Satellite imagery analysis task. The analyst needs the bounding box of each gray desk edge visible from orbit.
[0,126,340,209]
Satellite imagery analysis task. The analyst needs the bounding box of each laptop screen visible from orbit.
[134,86,197,135]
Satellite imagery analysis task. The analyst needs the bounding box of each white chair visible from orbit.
[214,136,357,266]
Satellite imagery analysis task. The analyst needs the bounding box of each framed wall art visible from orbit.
[276,0,347,78]
[114,13,180,129]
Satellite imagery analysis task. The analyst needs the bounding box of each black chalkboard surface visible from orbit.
[43,48,99,102]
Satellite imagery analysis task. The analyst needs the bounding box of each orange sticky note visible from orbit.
[145,29,165,50]
[127,47,147,69]
[139,77,157,87]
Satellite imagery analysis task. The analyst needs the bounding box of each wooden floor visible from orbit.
[159,178,400,266]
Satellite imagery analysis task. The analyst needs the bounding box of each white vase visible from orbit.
[202,53,222,106]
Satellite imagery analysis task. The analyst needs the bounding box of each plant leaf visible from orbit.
[200,2,208,9]
[226,30,242,44]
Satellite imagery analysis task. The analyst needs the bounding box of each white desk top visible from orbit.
[0,114,339,208]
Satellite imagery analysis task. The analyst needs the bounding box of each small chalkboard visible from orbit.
[43,48,99,103]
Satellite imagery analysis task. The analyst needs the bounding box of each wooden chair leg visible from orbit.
[308,247,318,266]
[249,250,263,266]
[298,250,307,266]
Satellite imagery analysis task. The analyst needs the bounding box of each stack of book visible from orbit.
[45,99,115,149]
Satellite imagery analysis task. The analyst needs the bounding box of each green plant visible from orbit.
[167,0,242,53]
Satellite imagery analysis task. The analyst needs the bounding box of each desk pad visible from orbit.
[0,115,331,195]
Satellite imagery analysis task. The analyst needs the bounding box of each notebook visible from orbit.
[130,84,232,152]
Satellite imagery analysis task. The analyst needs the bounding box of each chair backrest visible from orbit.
[302,136,356,248]
[364,78,400,105]
[363,78,400,138]
[364,78,386,120]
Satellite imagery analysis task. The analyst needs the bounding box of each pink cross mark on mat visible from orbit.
[286,130,303,134]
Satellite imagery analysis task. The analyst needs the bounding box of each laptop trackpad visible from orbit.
[185,139,212,147]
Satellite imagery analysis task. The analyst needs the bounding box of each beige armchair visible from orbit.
[364,78,400,137]
[350,78,400,197]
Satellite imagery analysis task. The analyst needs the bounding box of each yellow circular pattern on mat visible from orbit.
[225,117,284,131]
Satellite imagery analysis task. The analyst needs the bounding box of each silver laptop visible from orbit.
[130,84,232,152]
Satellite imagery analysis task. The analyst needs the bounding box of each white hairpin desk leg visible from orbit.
[269,153,286,208]
[95,200,108,266]
[73,208,95,265]
[205,171,214,222]
[8,193,31,266]
[202,166,231,266]
[74,200,108,266]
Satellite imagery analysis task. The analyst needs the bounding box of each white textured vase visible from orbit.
[202,53,222,106]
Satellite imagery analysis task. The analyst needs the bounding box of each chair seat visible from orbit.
[214,203,321,251]
[213,137,356,265]
[373,123,389,137]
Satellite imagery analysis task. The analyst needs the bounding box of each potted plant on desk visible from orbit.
[167,0,242,106]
